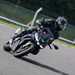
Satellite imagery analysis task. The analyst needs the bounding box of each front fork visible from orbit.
[34,32,44,49]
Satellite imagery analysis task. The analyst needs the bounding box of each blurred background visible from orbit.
[0,0,75,41]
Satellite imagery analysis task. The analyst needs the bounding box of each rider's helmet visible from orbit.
[56,16,68,31]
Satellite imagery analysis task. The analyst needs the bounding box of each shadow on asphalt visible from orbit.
[17,56,69,75]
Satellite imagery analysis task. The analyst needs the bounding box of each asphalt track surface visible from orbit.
[0,24,75,75]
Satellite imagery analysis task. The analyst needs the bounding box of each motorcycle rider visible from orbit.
[9,16,68,49]
[35,16,68,46]
[36,16,68,39]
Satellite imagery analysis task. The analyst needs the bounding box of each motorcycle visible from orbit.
[3,8,59,57]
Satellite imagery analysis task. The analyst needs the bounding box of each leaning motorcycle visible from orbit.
[3,28,54,57]
[3,8,58,57]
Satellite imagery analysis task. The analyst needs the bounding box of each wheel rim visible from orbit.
[13,41,33,56]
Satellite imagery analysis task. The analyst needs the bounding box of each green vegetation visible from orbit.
[5,0,75,24]
[0,19,18,29]
[0,0,34,24]
[0,0,46,24]
[55,40,75,48]
[60,25,75,40]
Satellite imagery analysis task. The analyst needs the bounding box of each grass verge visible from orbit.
[0,19,19,29]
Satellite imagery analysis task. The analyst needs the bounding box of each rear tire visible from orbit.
[30,49,40,55]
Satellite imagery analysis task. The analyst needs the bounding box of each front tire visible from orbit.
[12,41,34,57]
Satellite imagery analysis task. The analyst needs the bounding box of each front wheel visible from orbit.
[12,41,34,57]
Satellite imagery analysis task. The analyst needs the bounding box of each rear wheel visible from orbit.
[30,48,40,55]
